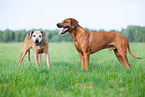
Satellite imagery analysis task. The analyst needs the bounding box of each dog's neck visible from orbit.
[69,25,86,41]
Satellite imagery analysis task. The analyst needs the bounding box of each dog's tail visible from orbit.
[127,43,141,59]
[28,49,31,61]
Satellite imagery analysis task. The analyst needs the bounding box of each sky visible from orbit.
[0,0,145,31]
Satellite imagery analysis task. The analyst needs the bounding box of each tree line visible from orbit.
[0,25,145,42]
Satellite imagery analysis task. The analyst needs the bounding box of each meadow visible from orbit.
[0,42,145,97]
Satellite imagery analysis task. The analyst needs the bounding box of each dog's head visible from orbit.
[56,18,79,36]
[29,30,46,46]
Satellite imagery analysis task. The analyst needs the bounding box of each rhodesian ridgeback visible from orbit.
[57,18,141,70]
[19,30,50,68]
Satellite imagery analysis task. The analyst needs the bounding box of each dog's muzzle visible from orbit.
[57,23,70,36]
[35,39,40,46]
[57,23,63,28]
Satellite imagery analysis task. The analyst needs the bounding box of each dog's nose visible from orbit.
[57,23,62,28]
[35,39,39,43]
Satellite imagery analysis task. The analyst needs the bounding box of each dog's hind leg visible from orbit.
[119,52,131,68]
[114,39,131,68]
[115,48,131,68]
[114,49,125,67]
[19,50,27,65]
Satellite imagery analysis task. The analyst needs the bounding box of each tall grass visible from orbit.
[0,43,145,97]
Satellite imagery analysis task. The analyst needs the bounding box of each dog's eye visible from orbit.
[39,35,42,37]
[64,21,67,23]
[33,35,36,37]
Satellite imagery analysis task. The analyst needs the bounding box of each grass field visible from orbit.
[0,42,145,97]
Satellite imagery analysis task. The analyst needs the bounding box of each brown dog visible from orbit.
[19,30,50,68]
[57,18,141,70]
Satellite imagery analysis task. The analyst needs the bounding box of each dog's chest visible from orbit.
[38,48,44,53]
[35,46,44,53]
[74,41,83,52]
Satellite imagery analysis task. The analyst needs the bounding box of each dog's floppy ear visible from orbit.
[40,30,46,38]
[29,31,34,39]
[71,18,78,29]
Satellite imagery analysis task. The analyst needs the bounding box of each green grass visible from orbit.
[0,42,145,97]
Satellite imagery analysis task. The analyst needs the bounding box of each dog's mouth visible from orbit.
[58,26,70,36]
[35,43,40,46]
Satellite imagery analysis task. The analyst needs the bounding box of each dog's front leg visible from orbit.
[45,53,50,68]
[84,52,90,71]
[38,54,41,64]
[79,52,85,69]
[34,53,38,67]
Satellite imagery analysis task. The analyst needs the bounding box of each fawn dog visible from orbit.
[19,30,50,68]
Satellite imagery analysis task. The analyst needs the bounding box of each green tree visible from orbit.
[98,29,106,32]
[2,29,10,42]
[0,31,3,42]
[121,26,145,42]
